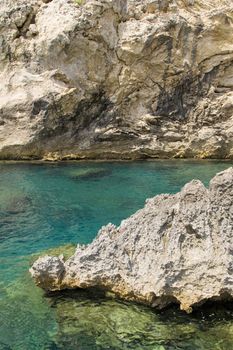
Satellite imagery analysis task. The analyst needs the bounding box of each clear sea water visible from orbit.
[0,160,233,350]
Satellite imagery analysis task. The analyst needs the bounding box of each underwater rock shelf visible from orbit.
[30,168,233,313]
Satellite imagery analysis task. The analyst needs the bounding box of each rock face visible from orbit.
[0,0,233,160]
[30,167,233,312]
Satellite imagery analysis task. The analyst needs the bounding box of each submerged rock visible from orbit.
[50,291,233,350]
[0,189,32,214]
[3,196,32,214]
[68,168,112,180]
[30,167,233,312]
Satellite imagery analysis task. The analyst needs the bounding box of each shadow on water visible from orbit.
[43,289,233,350]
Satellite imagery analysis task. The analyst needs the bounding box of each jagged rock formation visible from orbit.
[30,167,233,312]
[0,0,233,159]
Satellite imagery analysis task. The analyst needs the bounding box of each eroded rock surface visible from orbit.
[0,0,233,159]
[30,167,233,312]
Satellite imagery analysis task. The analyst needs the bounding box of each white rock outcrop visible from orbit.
[0,0,233,159]
[30,167,233,312]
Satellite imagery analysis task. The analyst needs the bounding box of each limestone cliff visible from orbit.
[1,0,233,159]
[30,167,233,312]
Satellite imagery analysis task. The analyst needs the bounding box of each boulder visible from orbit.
[30,167,233,312]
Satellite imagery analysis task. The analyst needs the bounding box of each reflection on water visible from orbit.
[0,160,233,349]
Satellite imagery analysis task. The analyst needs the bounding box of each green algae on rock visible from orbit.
[30,243,76,265]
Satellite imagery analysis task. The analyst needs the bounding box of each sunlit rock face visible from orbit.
[30,167,233,312]
[0,0,233,159]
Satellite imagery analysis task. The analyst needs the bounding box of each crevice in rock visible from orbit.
[155,75,200,120]
[14,12,36,39]
[37,90,116,145]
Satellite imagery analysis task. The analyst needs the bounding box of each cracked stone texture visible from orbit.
[1,0,233,159]
[30,167,233,312]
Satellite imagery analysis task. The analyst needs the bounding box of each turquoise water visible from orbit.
[0,160,233,350]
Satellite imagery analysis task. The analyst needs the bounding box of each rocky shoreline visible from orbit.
[30,167,233,313]
[1,0,233,160]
